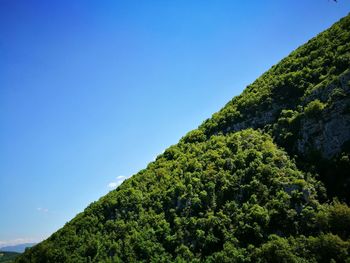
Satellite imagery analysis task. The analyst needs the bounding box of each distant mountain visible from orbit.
[17,14,350,262]
[0,244,36,253]
[0,251,20,263]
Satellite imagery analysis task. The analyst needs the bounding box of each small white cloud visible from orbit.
[36,207,49,213]
[107,176,128,189]
[107,182,118,189]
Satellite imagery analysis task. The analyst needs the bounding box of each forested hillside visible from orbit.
[17,14,350,262]
[0,252,20,263]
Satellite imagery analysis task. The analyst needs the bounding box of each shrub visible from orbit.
[304,99,326,118]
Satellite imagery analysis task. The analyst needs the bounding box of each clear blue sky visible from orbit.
[0,0,349,247]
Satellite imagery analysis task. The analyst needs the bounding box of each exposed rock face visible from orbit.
[297,100,350,158]
[297,70,350,159]
[221,70,350,159]
[224,104,282,133]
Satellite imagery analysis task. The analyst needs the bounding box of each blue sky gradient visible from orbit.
[1,0,349,246]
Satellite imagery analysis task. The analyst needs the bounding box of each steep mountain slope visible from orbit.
[198,13,350,201]
[17,14,350,262]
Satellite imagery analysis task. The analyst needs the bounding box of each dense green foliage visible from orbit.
[17,14,350,262]
[0,252,20,263]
